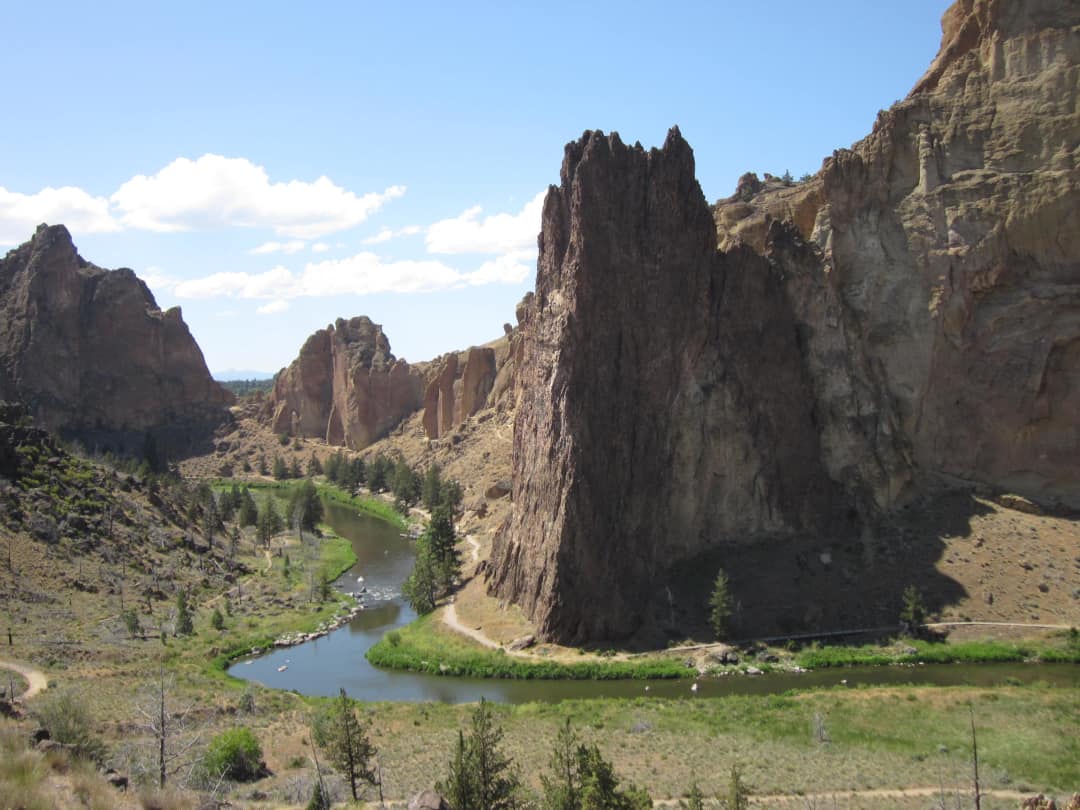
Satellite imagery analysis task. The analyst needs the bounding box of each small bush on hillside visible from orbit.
[33,690,107,765]
[201,727,263,782]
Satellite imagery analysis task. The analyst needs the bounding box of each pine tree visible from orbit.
[709,568,733,640]
[679,782,705,810]
[421,463,444,512]
[175,591,193,636]
[427,504,461,591]
[541,718,581,810]
[322,688,377,801]
[307,453,323,477]
[899,584,926,636]
[257,497,283,548]
[238,488,258,527]
[272,454,288,480]
[402,537,437,615]
[439,698,519,810]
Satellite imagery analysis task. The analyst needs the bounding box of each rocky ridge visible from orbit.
[267,316,424,450]
[0,224,233,456]
[488,0,1080,643]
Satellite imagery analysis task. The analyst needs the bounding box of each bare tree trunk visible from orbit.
[970,705,981,810]
[159,671,167,788]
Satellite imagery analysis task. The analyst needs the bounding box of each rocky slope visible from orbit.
[488,0,1079,643]
[268,316,425,449]
[0,224,233,456]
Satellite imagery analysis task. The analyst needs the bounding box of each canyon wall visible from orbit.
[489,0,1079,642]
[268,316,424,450]
[0,224,233,455]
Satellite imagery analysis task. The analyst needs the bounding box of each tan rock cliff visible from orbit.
[268,316,424,449]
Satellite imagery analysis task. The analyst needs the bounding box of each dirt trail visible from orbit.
[443,601,502,650]
[0,657,49,698]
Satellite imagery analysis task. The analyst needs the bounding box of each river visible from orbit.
[228,499,1079,703]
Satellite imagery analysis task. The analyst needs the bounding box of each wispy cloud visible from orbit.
[173,247,533,301]
[362,224,422,245]
[256,299,290,315]
[250,239,306,255]
[426,191,544,254]
[311,242,330,253]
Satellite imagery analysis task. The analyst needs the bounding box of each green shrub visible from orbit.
[202,727,263,781]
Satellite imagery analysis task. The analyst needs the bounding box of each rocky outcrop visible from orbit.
[489,0,1079,642]
[0,225,233,455]
[422,345,500,439]
[268,316,424,449]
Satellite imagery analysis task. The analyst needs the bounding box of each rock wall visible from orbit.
[421,344,504,440]
[489,0,1080,642]
[268,316,424,449]
[0,224,233,455]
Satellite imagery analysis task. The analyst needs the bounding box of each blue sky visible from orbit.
[0,1,948,376]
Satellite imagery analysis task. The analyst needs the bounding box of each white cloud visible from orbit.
[362,224,421,245]
[110,154,406,238]
[0,185,119,245]
[256,299,290,315]
[250,239,306,255]
[172,247,535,301]
[139,265,179,293]
[463,250,534,286]
[311,242,330,253]
[426,191,544,255]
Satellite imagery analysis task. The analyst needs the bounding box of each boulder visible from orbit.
[408,790,450,810]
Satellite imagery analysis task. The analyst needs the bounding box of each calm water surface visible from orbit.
[228,500,1079,703]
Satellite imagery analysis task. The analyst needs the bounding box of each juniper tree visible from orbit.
[321,688,377,801]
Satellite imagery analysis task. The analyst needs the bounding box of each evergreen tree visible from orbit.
[289,456,303,480]
[391,459,420,511]
[725,763,749,810]
[288,479,324,533]
[257,453,269,476]
[211,607,225,631]
[439,698,519,810]
[421,463,444,512]
[307,453,323,477]
[321,688,377,801]
[899,584,926,636]
[367,455,389,492]
[324,451,342,484]
[427,504,461,591]
[238,488,258,527]
[541,718,582,810]
[709,568,733,640]
[272,454,288,480]
[402,537,438,615]
[541,720,651,810]
[257,497,283,548]
[679,783,705,810]
[175,591,193,636]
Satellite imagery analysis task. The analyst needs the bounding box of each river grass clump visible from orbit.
[796,634,1080,669]
[366,614,688,680]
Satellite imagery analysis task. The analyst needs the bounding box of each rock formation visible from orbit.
[421,343,512,440]
[0,224,233,455]
[268,316,424,449]
[489,0,1079,642]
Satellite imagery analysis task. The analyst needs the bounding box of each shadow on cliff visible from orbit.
[657,490,993,644]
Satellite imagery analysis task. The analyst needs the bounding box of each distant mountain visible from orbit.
[213,369,275,381]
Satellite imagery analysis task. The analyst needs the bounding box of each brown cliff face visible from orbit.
[490,0,1080,642]
[421,345,503,440]
[487,129,847,642]
[268,316,424,449]
[0,224,233,455]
